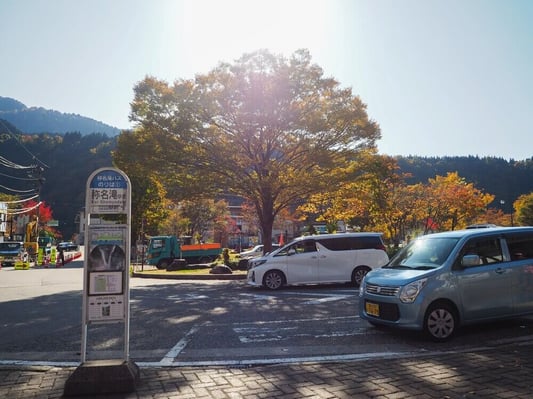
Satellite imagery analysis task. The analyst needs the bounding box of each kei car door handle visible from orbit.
[495,268,506,274]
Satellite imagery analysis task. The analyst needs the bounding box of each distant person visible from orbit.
[58,247,65,266]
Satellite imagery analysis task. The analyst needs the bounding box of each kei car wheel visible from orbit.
[424,302,457,342]
[263,270,285,290]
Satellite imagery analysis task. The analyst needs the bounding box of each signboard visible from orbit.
[0,202,6,233]
[89,272,123,295]
[88,169,128,214]
[87,295,125,321]
[81,167,131,363]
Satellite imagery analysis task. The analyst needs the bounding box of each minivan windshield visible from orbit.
[386,237,459,269]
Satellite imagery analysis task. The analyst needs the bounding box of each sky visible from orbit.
[1,0,532,160]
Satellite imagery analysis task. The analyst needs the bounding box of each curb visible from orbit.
[131,272,246,280]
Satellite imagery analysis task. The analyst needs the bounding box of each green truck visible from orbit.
[146,235,222,269]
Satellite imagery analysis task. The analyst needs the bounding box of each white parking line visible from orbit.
[303,295,352,304]
[239,291,357,305]
[166,294,209,301]
[233,316,371,343]
[159,324,200,365]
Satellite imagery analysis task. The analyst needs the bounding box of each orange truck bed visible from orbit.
[182,243,222,251]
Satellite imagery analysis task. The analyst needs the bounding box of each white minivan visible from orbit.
[247,233,389,290]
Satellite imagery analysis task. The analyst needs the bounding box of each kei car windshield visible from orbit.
[386,237,460,269]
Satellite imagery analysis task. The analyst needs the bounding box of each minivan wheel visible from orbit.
[424,303,457,342]
[263,270,285,290]
[352,266,371,288]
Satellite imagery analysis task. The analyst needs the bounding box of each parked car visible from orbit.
[0,241,24,266]
[57,241,79,252]
[239,244,280,259]
[247,233,389,290]
[359,227,533,342]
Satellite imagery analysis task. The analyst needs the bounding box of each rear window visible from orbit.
[317,236,384,251]
[506,233,533,261]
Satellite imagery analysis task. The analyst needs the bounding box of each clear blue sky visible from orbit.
[1,0,531,160]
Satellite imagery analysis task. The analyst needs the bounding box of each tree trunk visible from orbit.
[258,199,275,254]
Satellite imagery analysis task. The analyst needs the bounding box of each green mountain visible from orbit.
[0,96,121,136]
[0,126,115,240]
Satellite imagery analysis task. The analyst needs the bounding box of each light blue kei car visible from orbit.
[359,227,533,341]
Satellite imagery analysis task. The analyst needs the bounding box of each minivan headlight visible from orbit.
[399,278,427,303]
[250,259,267,268]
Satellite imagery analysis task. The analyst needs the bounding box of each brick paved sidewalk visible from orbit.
[2,342,533,398]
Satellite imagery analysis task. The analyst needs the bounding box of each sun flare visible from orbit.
[168,0,332,75]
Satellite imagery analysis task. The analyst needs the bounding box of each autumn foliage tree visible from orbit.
[122,49,381,251]
[298,157,496,242]
[422,172,494,232]
[21,199,59,238]
[514,192,533,226]
[113,131,169,240]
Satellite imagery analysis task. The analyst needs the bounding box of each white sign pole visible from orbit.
[80,167,131,363]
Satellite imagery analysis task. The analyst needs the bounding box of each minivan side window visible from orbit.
[277,240,317,256]
[506,233,533,261]
[458,237,503,267]
[317,236,382,251]
[318,237,352,251]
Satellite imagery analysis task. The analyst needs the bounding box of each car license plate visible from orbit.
[365,301,380,317]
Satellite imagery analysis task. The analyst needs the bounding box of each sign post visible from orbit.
[64,167,139,396]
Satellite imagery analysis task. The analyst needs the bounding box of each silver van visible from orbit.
[359,227,533,341]
[247,233,389,290]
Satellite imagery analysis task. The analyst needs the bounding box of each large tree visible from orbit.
[127,49,381,251]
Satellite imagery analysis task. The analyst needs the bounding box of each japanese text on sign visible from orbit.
[88,170,129,213]
[90,172,127,189]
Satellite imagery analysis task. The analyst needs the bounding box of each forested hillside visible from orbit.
[0,96,121,136]
[396,156,533,213]
[0,121,115,239]
[1,123,532,239]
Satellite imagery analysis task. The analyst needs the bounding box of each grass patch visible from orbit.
[133,267,247,276]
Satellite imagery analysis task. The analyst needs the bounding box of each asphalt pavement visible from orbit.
[2,260,533,398]
[1,339,533,398]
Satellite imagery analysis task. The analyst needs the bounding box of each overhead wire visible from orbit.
[0,120,47,219]
[0,155,36,169]
[0,171,41,181]
[0,183,38,193]
[7,201,42,215]
[0,118,50,169]
[1,194,40,203]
